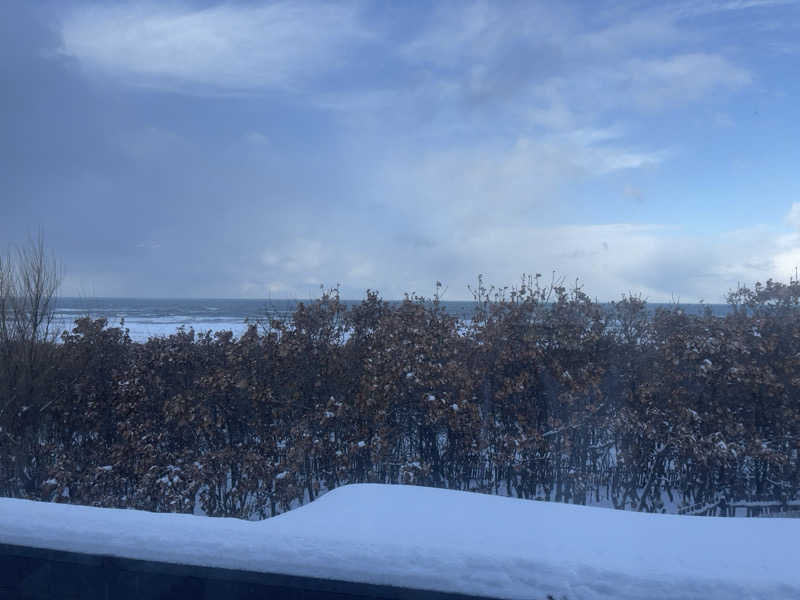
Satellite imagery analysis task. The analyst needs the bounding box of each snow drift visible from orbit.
[1,484,798,599]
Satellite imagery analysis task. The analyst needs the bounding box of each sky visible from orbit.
[3,0,800,302]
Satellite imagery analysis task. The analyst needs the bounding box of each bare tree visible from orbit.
[0,234,63,495]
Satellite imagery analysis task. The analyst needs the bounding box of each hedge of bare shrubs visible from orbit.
[1,277,799,518]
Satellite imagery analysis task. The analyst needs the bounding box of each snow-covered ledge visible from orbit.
[2,484,799,600]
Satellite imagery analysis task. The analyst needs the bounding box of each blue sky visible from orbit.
[3,0,800,301]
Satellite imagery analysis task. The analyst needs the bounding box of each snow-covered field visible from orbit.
[1,484,798,600]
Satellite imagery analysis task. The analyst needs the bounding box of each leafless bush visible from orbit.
[0,234,63,496]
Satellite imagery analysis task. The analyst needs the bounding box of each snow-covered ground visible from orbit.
[1,484,798,600]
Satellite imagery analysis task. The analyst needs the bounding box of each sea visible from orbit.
[52,298,732,343]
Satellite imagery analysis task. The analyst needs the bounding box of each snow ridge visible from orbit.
[1,484,799,600]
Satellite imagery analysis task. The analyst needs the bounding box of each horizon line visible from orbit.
[55,296,728,305]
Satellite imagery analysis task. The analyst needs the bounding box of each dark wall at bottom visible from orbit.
[0,543,491,600]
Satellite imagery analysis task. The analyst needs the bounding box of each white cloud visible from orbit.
[785,202,800,227]
[383,221,800,302]
[398,1,521,69]
[368,132,665,233]
[773,246,800,280]
[621,54,751,110]
[575,16,687,56]
[577,145,666,174]
[136,240,161,250]
[58,1,753,126]
[674,0,797,17]
[534,53,751,120]
[389,4,752,121]
[59,2,366,93]
[50,1,773,302]
[243,132,269,146]
[202,196,800,302]
[717,0,795,9]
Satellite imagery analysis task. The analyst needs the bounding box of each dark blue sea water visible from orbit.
[53,297,731,343]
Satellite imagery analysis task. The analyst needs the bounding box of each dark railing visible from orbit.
[0,542,492,600]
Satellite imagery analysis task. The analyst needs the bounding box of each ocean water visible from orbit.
[53,297,731,343]
[54,298,304,342]
[52,298,477,342]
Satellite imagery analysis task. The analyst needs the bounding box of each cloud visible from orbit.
[577,145,665,174]
[57,1,753,125]
[29,1,777,303]
[366,131,665,237]
[773,246,800,281]
[785,202,800,227]
[675,0,798,16]
[58,2,367,93]
[717,0,795,9]
[390,4,752,120]
[397,221,800,303]
[398,1,541,69]
[575,16,687,56]
[621,53,752,110]
[243,132,269,146]
[136,241,161,250]
[110,207,800,302]
[534,53,751,121]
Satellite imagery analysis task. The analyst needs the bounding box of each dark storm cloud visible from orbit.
[0,2,358,297]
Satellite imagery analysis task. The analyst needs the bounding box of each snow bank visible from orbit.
[1,484,798,599]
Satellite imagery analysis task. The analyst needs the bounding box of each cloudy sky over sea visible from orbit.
[4,1,800,301]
